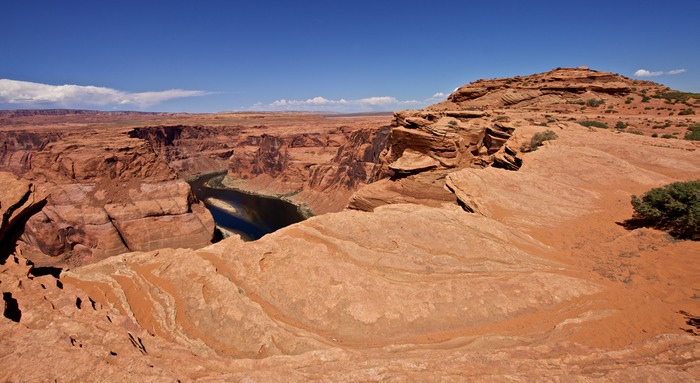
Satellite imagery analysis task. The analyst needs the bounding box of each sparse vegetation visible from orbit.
[491,116,508,122]
[653,91,700,103]
[625,97,634,104]
[678,108,695,116]
[641,95,651,103]
[577,120,609,129]
[535,122,548,127]
[661,134,677,139]
[685,123,700,141]
[630,180,699,238]
[615,121,627,129]
[448,120,458,126]
[627,130,644,135]
[651,133,659,137]
[521,130,557,152]
[586,98,605,107]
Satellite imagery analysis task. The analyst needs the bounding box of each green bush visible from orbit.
[678,108,695,116]
[615,121,627,129]
[586,98,605,107]
[521,130,557,152]
[627,130,644,135]
[448,120,458,126]
[685,124,700,140]
[577,120,609,129]
[631,180,699,238]
[661,134,677,139]
[654,91,700,103]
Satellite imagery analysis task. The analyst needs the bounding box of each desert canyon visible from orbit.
[1,67,698,381]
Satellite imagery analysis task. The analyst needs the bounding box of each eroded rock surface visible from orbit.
[1,69,699,381]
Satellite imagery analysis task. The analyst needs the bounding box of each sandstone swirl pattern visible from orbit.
[64,204,599,358]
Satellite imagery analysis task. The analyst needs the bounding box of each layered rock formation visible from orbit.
[1,68,698,381]
[54,120,700,380]
[348,109,522,211]
[0,113,393,265]
[434,66,635,109]
[224,122,392,213]
[0,126,215,267]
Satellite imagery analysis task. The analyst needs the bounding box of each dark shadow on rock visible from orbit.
[0,199,47,265]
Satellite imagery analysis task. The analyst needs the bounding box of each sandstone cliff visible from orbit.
[0,68,698,381]
[0,125,215,267]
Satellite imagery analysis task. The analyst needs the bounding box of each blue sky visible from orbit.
[1,0,698,113]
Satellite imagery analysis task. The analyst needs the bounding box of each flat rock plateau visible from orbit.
[1,68,698,381]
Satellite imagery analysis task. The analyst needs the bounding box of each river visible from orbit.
[188,171,307,241]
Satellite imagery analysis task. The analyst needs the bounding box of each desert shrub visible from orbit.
[661,134,677,139]
[651,133,659,137]
[630,180,699,238]
[678,108,695,116]
[685,131,700,140]
[615,121,627,129]
[642,95,651,102]
[536,122,548,127]
[491,116,508,122]
[448,120,458,126]
[586,98,605,107]
[521,130,557,152]
[685,123,700,140]
[654,91,700,103]
[577,120,609,129]
[627,130,644,135]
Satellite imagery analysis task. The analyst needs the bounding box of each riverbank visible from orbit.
[211,174,315,218]
[188,171,308,241]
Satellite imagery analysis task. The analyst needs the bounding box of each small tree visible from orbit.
[630,180,699,238]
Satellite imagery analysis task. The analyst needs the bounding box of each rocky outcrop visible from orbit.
[0,173,46,263]
[64,203,600,356]
[434,67,636,109]
[0,126,215,267]
[226,124,392,213]
[381,110,521,174]
[1,76,699,380]
[128,125,237,178]
[0,130,63,175]
[347,110,522,211]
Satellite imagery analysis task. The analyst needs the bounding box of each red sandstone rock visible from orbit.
[0,69,698,381]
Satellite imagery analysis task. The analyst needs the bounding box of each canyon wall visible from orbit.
[0,127,215,267]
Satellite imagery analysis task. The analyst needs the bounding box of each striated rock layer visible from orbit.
[1,69,698,381]
[0,125,216,267]
[0,113,392,265]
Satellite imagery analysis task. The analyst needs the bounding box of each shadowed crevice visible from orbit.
[2,292,21,322]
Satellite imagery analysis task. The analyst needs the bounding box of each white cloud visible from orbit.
[634,69,664,77]
[255,92,449,113]
[667,69,686,75]
[634,68,687,77]
[0,79,208,109]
